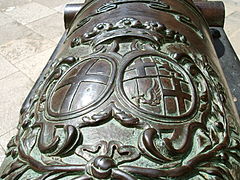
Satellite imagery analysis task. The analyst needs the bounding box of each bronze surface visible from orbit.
[0,0,240,179]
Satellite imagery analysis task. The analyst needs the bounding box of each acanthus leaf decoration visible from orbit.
[1,0,240,179]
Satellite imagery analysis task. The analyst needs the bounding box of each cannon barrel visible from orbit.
[1,0,240,179]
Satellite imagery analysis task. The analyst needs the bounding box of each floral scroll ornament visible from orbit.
[75,140,140,179]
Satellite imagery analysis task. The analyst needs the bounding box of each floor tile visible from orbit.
[0,12,14,26]
[228,30,240,58]
[26,13,64,42]
[225,0,240,6]
[224,4,240,17]
[0,145,5,166]
[33,0,70,8]
[54,0,85,14]
[54,4,66,14]
[71,0,85,3]
[0,32,55,64]
[0,72,33,135]
[0,21,33,45]
[224,11,240,37]
[4,2,56,25]
[0,128,18,151]
[16,47,55,82]
[0,54,18,80]
[51,35,64,44]
[0,0,31,11]
[34,0,85,9]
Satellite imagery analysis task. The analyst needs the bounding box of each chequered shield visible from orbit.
[121,55,196,120]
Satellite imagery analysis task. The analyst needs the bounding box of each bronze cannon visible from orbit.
[1,0,240,179]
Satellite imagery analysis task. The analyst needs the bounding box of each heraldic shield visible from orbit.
[1,0,240,179]
[47,56,116,119]
[120,53,196,121]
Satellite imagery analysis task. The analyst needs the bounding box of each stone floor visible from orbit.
[0,0,239,165]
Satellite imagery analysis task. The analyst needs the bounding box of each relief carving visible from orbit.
[1,0,240,179]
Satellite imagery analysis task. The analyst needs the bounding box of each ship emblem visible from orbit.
[47,57,116,118]
[120,54,196,120]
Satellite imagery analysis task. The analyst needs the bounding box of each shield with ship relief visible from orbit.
[119,53,197,122]
[46,57,116,119]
